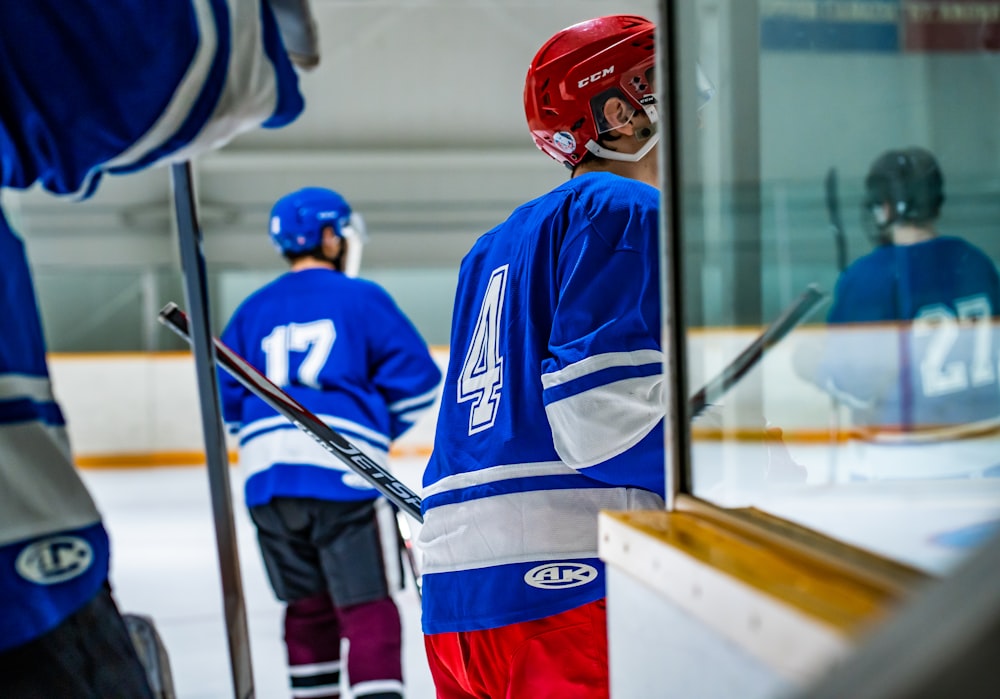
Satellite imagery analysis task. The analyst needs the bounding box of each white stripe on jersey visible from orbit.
[540,349,663,389]
[0,422,101,545]
[238,414,390,450]
[544,374,663,469]
[165,0,280,164]
[388,385,438,413]
[418,485,664,574]
[238,421,388,479]
[423,460,575,498]
[73,0,218,197]
[0,374,55,402]
[75,0,279,197]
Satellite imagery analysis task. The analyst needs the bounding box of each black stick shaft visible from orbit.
[163,282,824,524]
[158,302,424,522]
[170,163,255,699]
[689,284,827,417]
[825,167,848,272]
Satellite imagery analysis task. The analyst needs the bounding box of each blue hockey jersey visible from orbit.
[817,236,1000,433]
[0,213,111,653]
[0,0,303,652]
[419,171,667,635]
[220,269,442,507]
[0,0,302,198]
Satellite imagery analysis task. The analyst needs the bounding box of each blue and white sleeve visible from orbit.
[219,316,250,435]
[0,0,303,198]
[369,291,443,440]
[541,221,663,472]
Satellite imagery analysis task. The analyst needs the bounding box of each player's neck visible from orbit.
[891,225,936,246]
[573,155,658,188]
[290,257,337,272]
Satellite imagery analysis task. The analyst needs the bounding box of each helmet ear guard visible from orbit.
[338,212,368,278]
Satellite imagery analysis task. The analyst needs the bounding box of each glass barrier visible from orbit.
[678,0,1000,575]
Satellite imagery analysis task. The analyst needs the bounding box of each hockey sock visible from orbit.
[339,597,404,698]
[285,593,343,698]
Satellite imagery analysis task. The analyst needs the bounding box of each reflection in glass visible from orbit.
[679,0,1000,575]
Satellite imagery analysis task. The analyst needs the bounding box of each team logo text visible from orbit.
[524,562,599,589]
[578,66,615,88]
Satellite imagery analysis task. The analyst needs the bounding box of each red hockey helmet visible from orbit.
[524,15,658,169]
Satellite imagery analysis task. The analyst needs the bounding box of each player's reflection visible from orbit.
[803,147,1000,480]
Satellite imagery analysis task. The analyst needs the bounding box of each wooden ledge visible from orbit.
[599,499,929,682]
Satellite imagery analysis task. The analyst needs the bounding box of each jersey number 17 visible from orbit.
[261,319,337,389]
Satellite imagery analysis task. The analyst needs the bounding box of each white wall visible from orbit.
[49,350,450,464]
[50,328,837,465]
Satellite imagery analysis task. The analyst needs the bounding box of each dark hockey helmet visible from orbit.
[269,187,367,275]
[524,15,659,169]
[863,147,945,227]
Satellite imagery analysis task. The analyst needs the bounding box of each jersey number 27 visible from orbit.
[457,265,508,435]
[914,295,995,397]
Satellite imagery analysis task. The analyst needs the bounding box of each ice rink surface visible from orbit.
[81,445,1000,699]
[82,457,434,699]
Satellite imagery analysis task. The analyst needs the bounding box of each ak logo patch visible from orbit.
[16,536,94,585]
[524,562,598,589]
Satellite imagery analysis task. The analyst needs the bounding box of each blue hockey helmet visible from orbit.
[268,187,354,255]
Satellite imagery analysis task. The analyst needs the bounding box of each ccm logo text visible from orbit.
[578,66,615,88]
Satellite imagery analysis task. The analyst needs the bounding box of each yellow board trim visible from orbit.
[604,498,926,635]
[74,451,229,469]
[75,445,433,469]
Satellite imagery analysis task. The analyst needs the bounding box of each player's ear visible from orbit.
[601,97,637,136]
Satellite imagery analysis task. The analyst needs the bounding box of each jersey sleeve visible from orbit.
[219,312,251,434]
[0,0,303,198]
[540,208,663,475]
[366,288,442,440]
[815,260,896,405]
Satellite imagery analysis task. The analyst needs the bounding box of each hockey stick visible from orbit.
[824,167,848,479]
[394,509,422,599]
[164,283,824,518]
[169,163,254,699]
[825,167,847,273]
[158,302,424,523]
[689,284,827,418]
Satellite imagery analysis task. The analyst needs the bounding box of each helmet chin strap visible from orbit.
[584,104,660,163]
[585,129,659,163]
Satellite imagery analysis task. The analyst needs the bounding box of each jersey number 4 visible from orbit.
[458,265,508,435]
[261,320,336,388]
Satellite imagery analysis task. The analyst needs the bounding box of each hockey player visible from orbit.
[813,147,1000,478]
[418,15,667,698]
[0,2,305,695]
[219,187,441,699]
